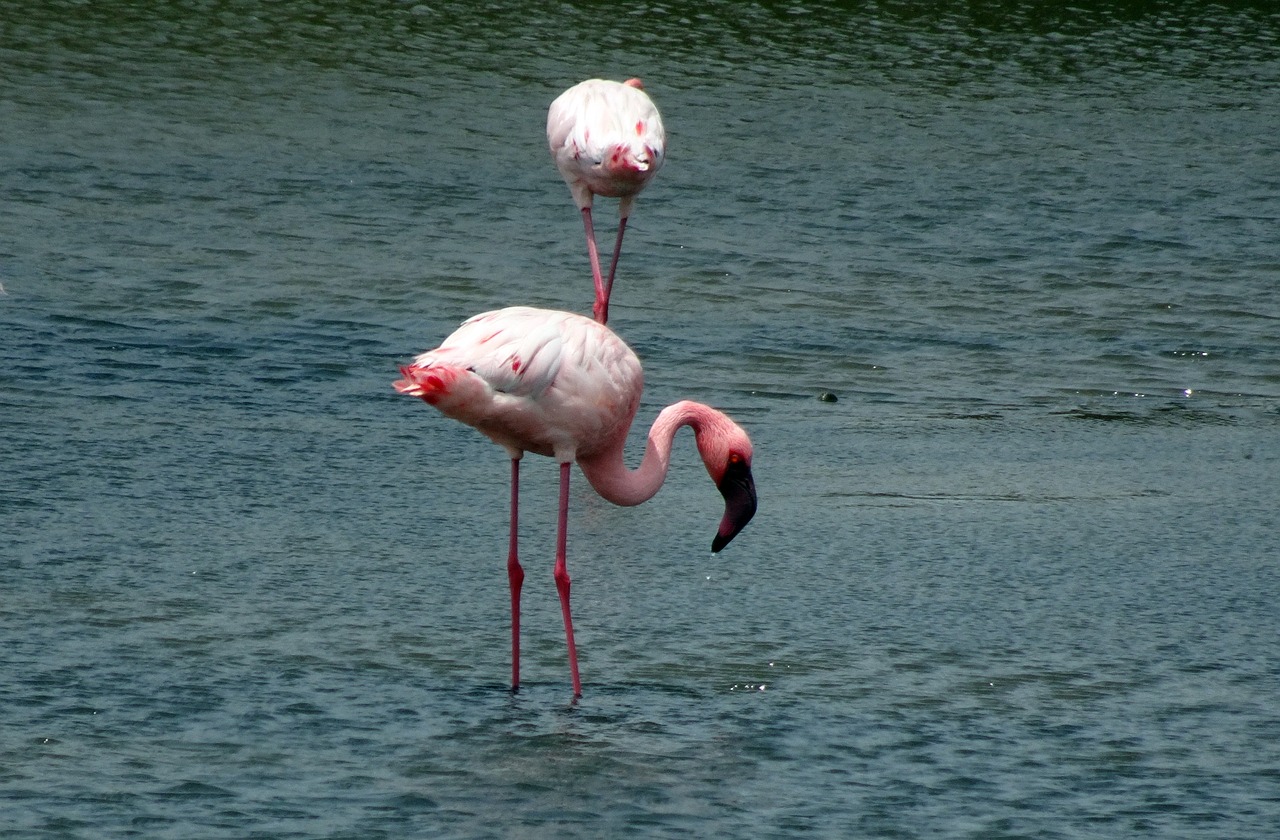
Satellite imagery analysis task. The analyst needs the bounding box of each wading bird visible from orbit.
[395,306,756,697]
[547,78,665,325]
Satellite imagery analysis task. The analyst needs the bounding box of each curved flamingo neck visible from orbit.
[577,400,725,507]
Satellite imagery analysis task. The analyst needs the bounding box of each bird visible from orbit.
[547,78,666,325]
[394,306,756,697]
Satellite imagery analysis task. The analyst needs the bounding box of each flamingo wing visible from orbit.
[436,308,567,399]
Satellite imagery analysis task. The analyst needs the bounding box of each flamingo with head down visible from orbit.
[395,306,756,697]
[548,78,666,325]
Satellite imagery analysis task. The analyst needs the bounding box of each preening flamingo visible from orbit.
[394,306,756,697]
[547,78,666,325]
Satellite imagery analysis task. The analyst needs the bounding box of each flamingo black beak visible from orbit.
[712,457,757,553]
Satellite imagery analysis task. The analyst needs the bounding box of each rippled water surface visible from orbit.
[4,2,1280,837]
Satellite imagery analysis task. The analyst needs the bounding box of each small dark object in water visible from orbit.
[818,391,838,403]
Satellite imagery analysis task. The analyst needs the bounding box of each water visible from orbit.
[4,1,1279,837]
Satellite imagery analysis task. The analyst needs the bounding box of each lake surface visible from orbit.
[3,1,1279,837]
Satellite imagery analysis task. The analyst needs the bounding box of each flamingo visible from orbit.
[547,78,666,325]
[394,306,756,697]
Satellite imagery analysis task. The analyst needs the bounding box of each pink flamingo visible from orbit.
[547,78,666,325]
[394,306,756,697]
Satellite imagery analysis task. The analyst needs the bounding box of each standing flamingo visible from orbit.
[547,78,666,325]
[394,306,756,697]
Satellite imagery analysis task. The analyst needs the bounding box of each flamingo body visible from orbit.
[398,307,642,462]
[547,78,665,211]
[547,78,666,324]
[395,306,757,696]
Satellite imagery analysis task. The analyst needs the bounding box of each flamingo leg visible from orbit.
[602,216,629,318]
[580,207,609,324]
[507,457,524,693]
[553,461,582,697]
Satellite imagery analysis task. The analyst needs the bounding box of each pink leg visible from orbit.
[507,458,524,693]
[553,461,582,697]
[603,216,629,314]
[580,207,609,324]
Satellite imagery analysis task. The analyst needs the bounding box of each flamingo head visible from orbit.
[712,449,757,553]
[692,415,756,553]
